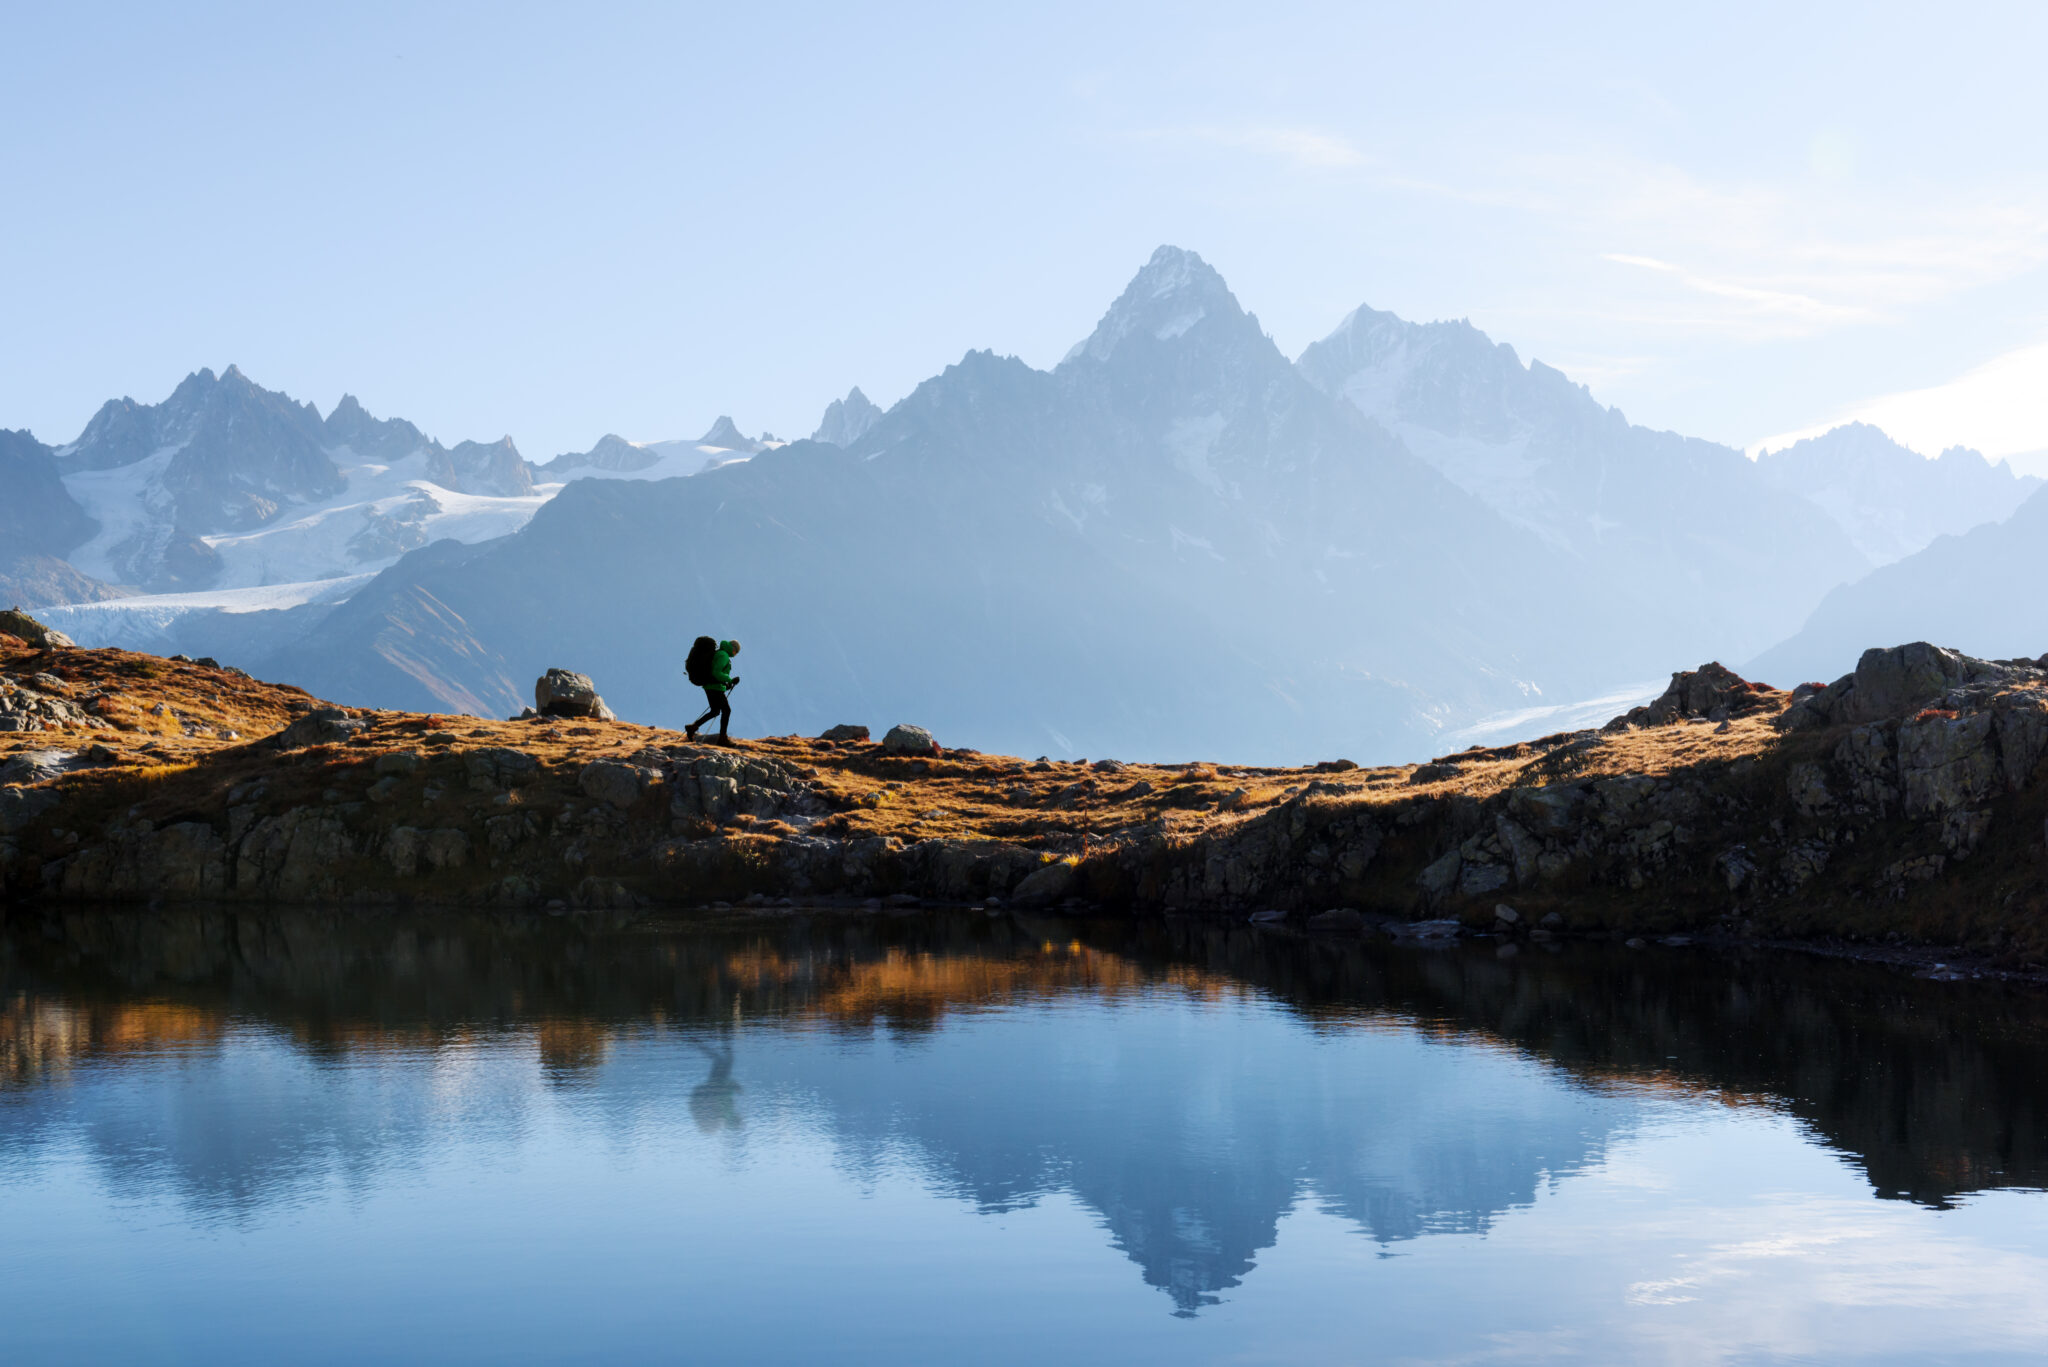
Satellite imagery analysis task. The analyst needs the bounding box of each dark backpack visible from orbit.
[685,635,718,686]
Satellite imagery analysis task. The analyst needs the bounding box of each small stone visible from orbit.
[1625,937,1647,949]
[1494,904,1521,926]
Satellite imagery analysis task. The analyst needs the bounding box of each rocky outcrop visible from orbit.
[1777,642,2048,731]
[1608,661,1775,729]
[0,608,76,651]
[268,706,368,749]
[0,672,109,733]
[821,724,870,742]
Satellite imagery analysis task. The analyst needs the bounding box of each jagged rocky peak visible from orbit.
[63,364,343,537]
[323,393,432,464]
[1296,304,1592,440]
[698,416,765,453]
[439,436,535,498]
[812,387,883,447]
[1063,245,1260,367]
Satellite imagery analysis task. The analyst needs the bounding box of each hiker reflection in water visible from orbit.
[688,1038,744,1134]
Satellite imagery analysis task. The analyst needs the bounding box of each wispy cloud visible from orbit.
[1132,124,1368,171]
[1603,253,1876,329]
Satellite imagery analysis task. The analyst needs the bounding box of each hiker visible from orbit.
[684,636,741,743]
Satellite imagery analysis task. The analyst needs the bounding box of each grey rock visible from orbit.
[820,724,870,742]
[1010,858,1078,905]
[535,668,616,722]
[374,750,423,776]
[271,707,367,749]
[1507,784,1583,836]
[1493,904,1520,925]
[882,723,937,755]
[1494,814,1542,885]
[0,749,78,786]
[1459,862,1509,895]
[1306,907,1363,931]
[62,821,226,898]
[1896,711,1998,814]
[0,786,59,834]
[236,809,355,896]
[424,828,471,871]
[1785,762,1833,816]
[580,759,655,810]
[465,747,540,790]
[1417,848,1461,897]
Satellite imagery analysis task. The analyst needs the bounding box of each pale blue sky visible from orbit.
[5,2,2047,469]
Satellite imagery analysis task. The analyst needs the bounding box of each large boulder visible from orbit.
[535,668,617,722]
[0,607,75,650]
[882,723,938,755]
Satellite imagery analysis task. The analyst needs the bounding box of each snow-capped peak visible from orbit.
[698,416,765,453]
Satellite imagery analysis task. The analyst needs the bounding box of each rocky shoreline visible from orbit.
[3,616,2047,971]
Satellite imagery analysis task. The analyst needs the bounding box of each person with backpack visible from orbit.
[684,637,741,744]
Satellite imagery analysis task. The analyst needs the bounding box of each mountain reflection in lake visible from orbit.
[4,908,2048,1365]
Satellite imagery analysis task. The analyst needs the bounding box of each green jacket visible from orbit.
[709,642,738,692]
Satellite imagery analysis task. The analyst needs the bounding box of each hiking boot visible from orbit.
[684,723,699,740]
[714,735,736,747]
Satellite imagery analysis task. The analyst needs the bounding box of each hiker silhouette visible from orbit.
[685,637,741,744]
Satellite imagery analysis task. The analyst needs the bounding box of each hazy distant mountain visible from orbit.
[1748,480,2048,686]
[0,428,94,560]
[247,247,1663,762]
[1754,422,2040,565]
[1296,306,1868,662]
[812,387,883,447]
[544,419,771,481]
[0,427,117,608]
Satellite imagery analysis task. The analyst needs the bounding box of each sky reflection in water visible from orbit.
[3,907,2047,1365]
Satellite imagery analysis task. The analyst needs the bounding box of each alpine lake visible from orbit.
[4,904,2047,1365]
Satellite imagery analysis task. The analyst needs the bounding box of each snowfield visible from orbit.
[39,575,375,653]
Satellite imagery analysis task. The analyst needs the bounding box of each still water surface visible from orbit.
[4,907,2048,1364]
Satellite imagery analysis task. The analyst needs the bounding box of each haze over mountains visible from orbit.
[7,247,2041,763]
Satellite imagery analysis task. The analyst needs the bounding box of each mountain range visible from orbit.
[9,247,2042,762]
